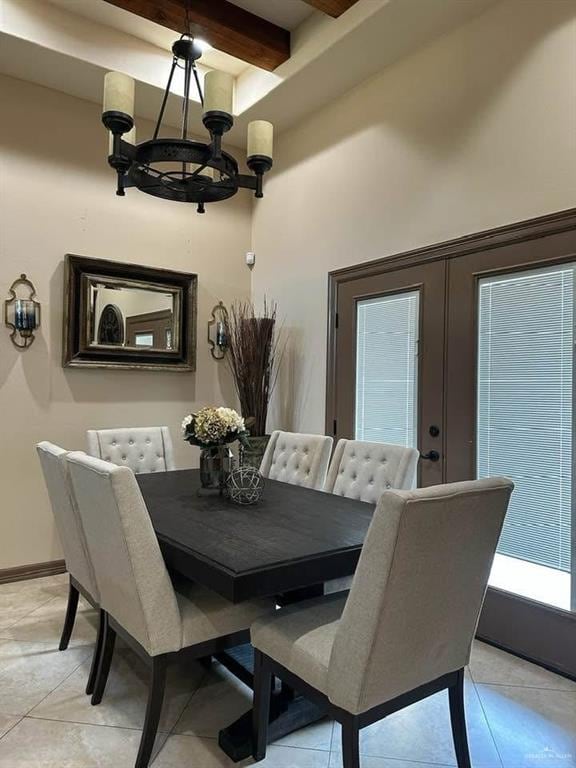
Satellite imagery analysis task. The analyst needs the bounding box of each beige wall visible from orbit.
[252,0,576,435]
[2,0,576,570]
[0,75,252,569]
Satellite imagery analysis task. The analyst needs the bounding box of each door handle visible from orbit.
[420,450,440,462]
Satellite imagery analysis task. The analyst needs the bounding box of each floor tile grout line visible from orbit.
[26,706,194,736]
[0,642,93,696]
[25,713,146,733]
[328,745,457,768]
[329,718,463,767]
[471,680,576,693]
[0,590,72,638]
[0,600,97,645]
[328,718,336,754]
[24,643,94,718]
[262,742,330,754]
[0,715,24,743]
[25,653,211,742]
[469,673,505,768]
[170,730,332,754]
[168,663,336,752]
[166,665,212,739]
[272,741,332,753]
[328,677,502,768]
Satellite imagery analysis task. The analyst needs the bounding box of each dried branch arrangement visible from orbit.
[225,299,280,436]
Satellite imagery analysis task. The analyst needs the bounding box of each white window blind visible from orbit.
[355,291,419,448]
[477,266,574,573]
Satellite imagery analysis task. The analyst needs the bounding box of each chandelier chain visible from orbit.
[184,0,192,37]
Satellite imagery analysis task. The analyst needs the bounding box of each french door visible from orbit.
[446,223,576,676]
[331,260,446,487]
[327,210,576,677]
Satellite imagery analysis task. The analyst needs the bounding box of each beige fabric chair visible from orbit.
[251,477,514,768]
[325,439,419,503]
[86,426,175,474]
[66,451,273,768]
[36,442,103,695]
[324,439,420,593]
[260,430,333,490]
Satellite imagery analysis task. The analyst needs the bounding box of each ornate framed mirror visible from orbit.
[63,254,197,371]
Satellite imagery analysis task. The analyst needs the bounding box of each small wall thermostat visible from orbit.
[246,251,256,267]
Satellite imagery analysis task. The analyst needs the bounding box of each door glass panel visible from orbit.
[477,264,574,610]
[355,291,419,447]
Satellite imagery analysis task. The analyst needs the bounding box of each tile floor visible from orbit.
[0,573,574,768]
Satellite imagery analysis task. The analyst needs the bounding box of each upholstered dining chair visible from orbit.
[259,430,333,490]
[325,439,419,502]
[251,477,514,768]
[66,452,274,768]
[323,439,420,593]
[36,442,103,696]
[87,426,175,474]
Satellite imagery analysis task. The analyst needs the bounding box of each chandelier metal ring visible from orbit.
[101,18,273,213]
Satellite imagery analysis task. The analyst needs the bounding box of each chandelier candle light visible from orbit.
[102,33,273,213]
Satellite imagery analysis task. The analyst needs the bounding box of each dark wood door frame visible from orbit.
[126,309,173,348]
[332,262,446,487]
[327,207,576,440]
[326,207,576,679]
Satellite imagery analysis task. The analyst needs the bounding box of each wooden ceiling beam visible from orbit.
[102,0,291,71]
[301,0,359,18]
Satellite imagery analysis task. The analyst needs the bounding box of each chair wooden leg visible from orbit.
[85,609,105,696]
[449,669,472,768]
[135,656,168,768]
[341,716,360,768]
[252,650,272,761]
[59,581,79,651]
[91,613,116,706]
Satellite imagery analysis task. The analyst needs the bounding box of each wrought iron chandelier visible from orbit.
[101,7,273,214]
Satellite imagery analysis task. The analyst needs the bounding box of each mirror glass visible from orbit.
[87,279,178,351]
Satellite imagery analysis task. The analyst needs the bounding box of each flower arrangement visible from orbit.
[181,406,250,449]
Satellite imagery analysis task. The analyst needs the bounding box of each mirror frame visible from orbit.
[63,254,197,371]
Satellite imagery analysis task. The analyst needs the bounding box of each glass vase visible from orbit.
[239,434,270,470]
[199,445,234,491]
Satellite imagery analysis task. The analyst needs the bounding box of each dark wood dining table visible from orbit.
[137,468,374,761]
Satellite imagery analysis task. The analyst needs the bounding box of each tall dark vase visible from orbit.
[199,446,234,491]
[239,435,270,470]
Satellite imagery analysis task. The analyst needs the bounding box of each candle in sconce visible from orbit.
[14,299,37,333]
[216,321,227,349]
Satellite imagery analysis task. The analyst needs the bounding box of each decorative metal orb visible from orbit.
[226,466,264,506]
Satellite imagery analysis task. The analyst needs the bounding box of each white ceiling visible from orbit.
[0,0,500,149]
[228,0,315,30]
[42,0,252,76]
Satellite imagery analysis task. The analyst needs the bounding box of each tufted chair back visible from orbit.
[66,452,183,656]
[260,431,333,490]
[86,426,175,474]
[325,439,419,503]
[328,477,514,715]
[36,442,99,602]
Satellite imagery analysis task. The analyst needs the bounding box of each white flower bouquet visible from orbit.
[181,406,250,450]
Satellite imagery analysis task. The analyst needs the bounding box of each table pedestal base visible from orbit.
[218,689,328,762]
[216,642,328,762]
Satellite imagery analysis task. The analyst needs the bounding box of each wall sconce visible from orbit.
[207,301,228,360]
[4,274,41,349]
